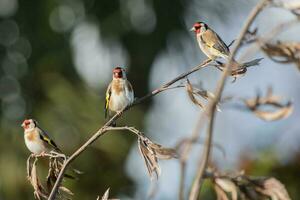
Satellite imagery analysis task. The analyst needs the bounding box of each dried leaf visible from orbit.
[243,89,293,121]
[262,41,300,70]
[146,141,178,159]
[186,79,205,108]
[252,102,293,121]
[101,188,110,200]
[209,169,290,200]
[28,160,48,200]
[214,183,230,200]
[26,153,78,200]
[96,188,119,200]
[72,168,84,175]
[59,186,74,196]
[27,155,34,180]
[215,178,238,200]
[138,137,161,179]
[254,177,291,200]
[185,79,222,111]
[138,136,177,180]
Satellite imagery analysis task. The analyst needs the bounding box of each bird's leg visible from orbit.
[109,110,124,127]
[35,151,46,157]
[116,110,123,116]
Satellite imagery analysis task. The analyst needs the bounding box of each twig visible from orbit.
[47,59,213,200]
[104,126,143,137]
[178,112,208,200]
[188,1,270,200]
[131,59,212,106]
[240,19,299,61]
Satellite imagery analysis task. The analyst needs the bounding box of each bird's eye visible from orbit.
[114,71,122,77]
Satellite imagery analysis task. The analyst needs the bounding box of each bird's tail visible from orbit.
[217,55,247,76]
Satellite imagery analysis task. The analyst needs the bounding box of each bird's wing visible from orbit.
[105,83,112,119]
[125,80,134,103]
[37,126,60,151]
[201,29,230,56]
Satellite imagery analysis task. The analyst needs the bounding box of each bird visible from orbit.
[21,119,61,155]
[190,21,246,75]
[105,67,134,120]
[21,119,81,180]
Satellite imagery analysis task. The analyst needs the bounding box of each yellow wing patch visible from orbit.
[105,92,110,109]
[39,133,58,149]
[105,83,112,118]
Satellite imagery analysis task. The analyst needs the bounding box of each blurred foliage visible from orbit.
[0,0,299,199]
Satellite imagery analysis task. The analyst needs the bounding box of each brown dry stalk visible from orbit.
[47,59,213,200]
[188,0,270,200]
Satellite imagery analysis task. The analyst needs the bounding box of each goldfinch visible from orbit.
[21,119,60,155]
[105,67,134,119]
[190,22,246,75]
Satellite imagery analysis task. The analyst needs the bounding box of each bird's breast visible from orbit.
[109,81,133,111]
[25,130,36,141]
[24,130,45,154]
[112,81,124,95]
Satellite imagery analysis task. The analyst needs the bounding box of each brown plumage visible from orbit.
[200,29,230,57]
[26,130,37,141]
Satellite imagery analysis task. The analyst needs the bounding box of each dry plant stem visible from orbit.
[132,59,212,106]
[188,1,270,200]
[48,59,213,200]
[179,161,186,200]
[179,112,208,200]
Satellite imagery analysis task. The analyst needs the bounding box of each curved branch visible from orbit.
[47,59,213,200]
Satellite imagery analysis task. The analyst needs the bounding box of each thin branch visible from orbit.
[104,126,143,137]
[132,59,212,106]
[178,112,208,200]
[188,1,270,200]
[47,59,213,200]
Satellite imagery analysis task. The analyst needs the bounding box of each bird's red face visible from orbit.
[113,67,124,79]
[21,119,31,130]
[192,22,201,34]
[191,22,207,34]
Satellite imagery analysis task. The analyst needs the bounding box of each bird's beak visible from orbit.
[190,27,195,32]
[21,122,25,128]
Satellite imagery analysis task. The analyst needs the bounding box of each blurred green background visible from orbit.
[0,0,299,199]
[0,0,184,199]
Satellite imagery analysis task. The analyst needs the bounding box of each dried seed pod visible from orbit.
[215,178,238,200]
[138,135,177,180]
[262,41,300,70]
[243,88,293,121]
